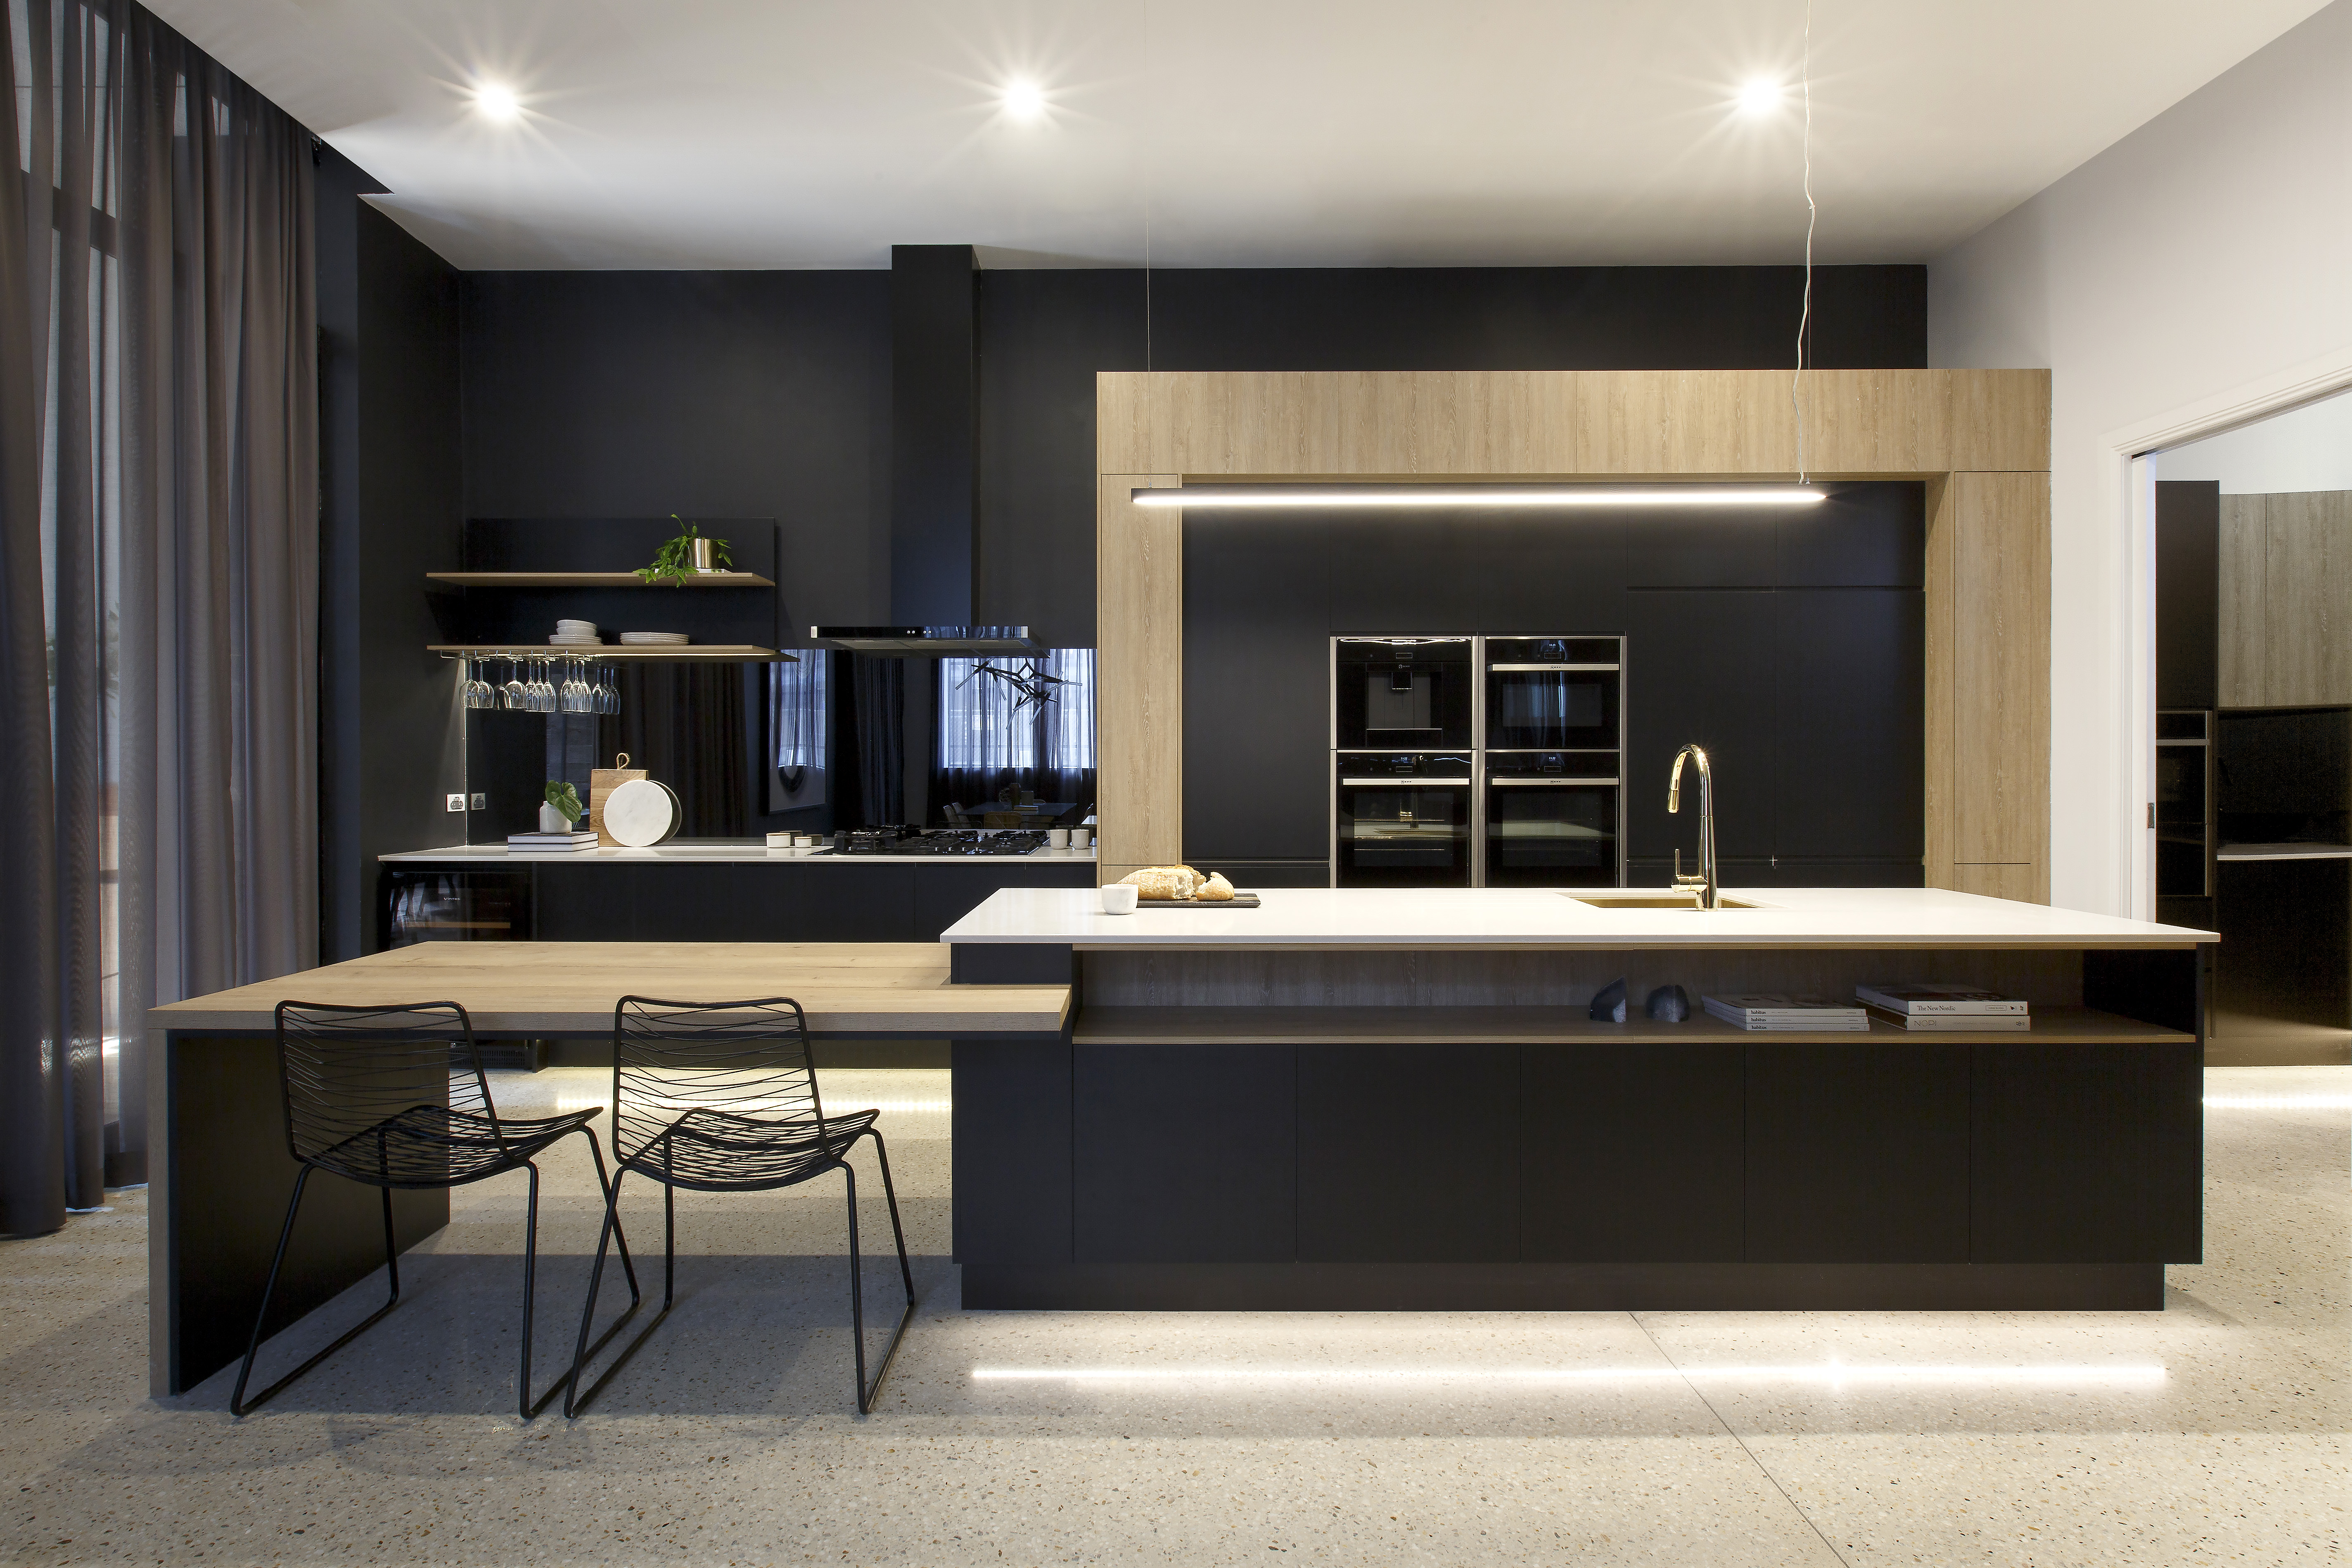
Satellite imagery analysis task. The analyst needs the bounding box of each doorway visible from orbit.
[2150,389,2352,1064]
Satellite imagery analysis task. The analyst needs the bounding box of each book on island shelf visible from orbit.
[1861,1004,2030,1032]
[1854,982,2030,1016]
[1701,993,1869,1032]
[507,830,597,850]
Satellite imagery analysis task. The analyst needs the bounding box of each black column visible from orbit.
[890,244,977,625]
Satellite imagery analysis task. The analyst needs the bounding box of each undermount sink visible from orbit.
[1567,892,1771,911]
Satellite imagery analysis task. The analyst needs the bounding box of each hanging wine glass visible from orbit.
[502,656,528,710]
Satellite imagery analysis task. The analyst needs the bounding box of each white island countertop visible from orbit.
[382,842,1099,866]
[941,885,2218,950]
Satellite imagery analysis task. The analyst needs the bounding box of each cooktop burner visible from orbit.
[821,828,1053,857]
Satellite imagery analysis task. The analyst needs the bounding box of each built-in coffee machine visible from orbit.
[1331,634,1625,888]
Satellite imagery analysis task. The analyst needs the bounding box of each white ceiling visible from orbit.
[143,0,2332,270]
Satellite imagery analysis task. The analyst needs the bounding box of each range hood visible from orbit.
[807,625,1041,655]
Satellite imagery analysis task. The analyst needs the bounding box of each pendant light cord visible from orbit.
[1793,0,1814,482]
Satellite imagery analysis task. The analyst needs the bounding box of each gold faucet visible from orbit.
[1667,743,1719,910]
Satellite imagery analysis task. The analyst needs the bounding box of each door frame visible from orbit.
[2102,346,2352,920]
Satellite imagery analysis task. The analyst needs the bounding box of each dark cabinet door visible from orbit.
[1623,591,1778,863]
[952,1039,1074,1266]
[1970,1041,2203,1263]
[1297,1045,1519,1262]
[1771,589,1924,864]
[1745,1042,1970,1262]
[1522,1043,1744,1262]
[1072,1045,1297,1263]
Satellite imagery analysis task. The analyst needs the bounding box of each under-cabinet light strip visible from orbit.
[1132,486,1827,509]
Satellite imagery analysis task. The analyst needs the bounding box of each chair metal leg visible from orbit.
[844,1130,919,1416]
[564,1168,675,1419]
[231,1166,403,1417]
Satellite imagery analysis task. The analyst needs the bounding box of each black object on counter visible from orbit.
[825,828,1053,857]
[1589,977,1628,1023]
[1645,984,1691,1022]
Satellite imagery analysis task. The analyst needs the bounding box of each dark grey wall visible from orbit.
[315,145,370,961]
[1183,483,1927,887]
[460,272,893,633]
[340,204,466,956]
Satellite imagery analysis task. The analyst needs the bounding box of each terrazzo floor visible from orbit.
[1,1064,2344,1566]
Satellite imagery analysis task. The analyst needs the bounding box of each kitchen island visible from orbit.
[941,886,2216,1313]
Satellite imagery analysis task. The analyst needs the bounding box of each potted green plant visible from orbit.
[636,516,733,585]
[541,780,583,833]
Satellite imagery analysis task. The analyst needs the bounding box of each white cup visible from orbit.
[1070,828,1092,849]
[1048,828,1071,848]
[1100,882,1139,915]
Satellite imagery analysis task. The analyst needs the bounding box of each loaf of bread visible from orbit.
[1197,873,1235,901]
[1118,865,1204,900]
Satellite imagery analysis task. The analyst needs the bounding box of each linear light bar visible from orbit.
[2205,1094,2352,1109]
[972,1361,2166,1388]
[1132,485,1826,509]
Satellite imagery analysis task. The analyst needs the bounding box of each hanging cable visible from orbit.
[1792,0,1815,482]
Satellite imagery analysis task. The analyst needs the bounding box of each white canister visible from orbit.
[1070,828,1092,849]
[1100,882,1139,915]
[1048,828,1071,848]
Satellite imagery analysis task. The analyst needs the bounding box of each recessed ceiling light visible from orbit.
[474,83,522,122]
[1736,78,1783,116]
[1002,80,1047,122]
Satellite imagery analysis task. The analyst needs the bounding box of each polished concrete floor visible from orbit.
[1,1064,2345,1566]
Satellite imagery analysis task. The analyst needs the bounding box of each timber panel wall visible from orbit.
[1097,369,2052,899]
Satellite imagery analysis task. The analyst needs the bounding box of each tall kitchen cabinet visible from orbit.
[2160,478,2352,1063]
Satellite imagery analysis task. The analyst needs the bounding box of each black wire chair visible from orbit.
[564,996,916,1417]
[232,1000,641,1419]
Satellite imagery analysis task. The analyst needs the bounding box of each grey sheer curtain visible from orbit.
[0,0,318,1236]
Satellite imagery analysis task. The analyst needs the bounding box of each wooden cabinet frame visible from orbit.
[1096,368,2051,899]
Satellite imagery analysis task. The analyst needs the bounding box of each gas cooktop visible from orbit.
[820,828,1053,857]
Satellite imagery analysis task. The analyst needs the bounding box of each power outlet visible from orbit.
[470,794,487,810]
[446,793,466,813]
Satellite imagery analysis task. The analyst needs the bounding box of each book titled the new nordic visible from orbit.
[1854,982,2030,1016]
[1861,1004,2030,1032]
[1701,993,1868,1031]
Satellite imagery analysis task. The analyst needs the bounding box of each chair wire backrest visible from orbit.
[273,1001,500,1184]
[610,996,823,1167]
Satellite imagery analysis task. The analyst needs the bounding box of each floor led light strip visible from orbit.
[972,1362,2167,1389]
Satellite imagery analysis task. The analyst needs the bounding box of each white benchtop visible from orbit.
[381,842,1099,866]
[940,886,2218,949]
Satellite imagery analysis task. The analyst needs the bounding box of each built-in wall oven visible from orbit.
[1482,751,1621,887]
[1332,636,1475,750]
[1332,752,1477,888]
[1330,634,1626,888]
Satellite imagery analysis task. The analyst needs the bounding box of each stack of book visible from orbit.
[507,830,597,852]
[1855,982,2030,1031]
[1701,993,1868,1031]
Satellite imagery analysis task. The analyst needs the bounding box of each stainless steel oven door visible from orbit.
[1334,767,1475,888]
[1482,774,1621,887]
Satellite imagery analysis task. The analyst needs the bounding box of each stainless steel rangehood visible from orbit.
[806,625,1040,655]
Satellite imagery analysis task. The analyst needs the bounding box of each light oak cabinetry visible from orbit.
[1095,368,2052,896]
[2219,490,2352,709]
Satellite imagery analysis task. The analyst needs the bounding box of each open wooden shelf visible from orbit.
[1070,1004,2194,1047]
[427,571,774,588]
[431,644,794,661]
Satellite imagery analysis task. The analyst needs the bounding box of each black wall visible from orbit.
[318,159,466,961]
[1183,483,1927,886]
[460,272,894,633]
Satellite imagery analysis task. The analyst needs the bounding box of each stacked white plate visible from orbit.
[617,631,690,645]
[551,618,602,647]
